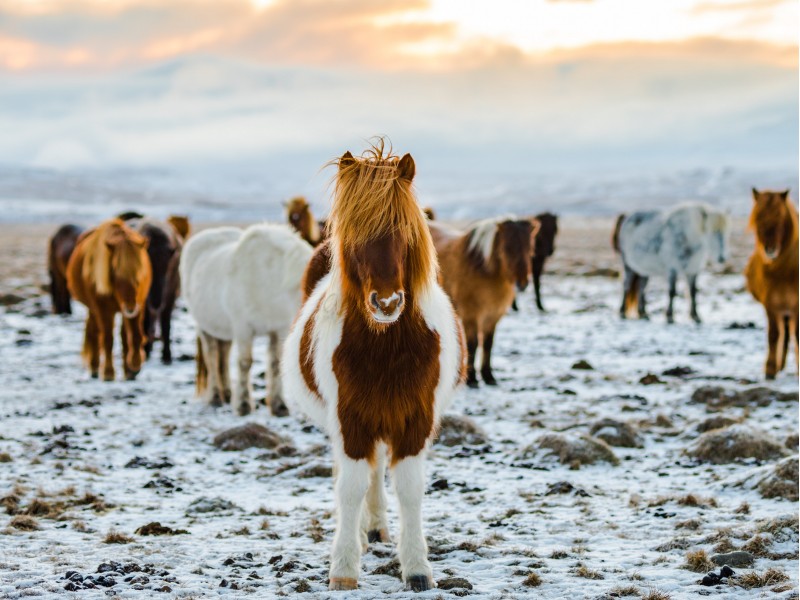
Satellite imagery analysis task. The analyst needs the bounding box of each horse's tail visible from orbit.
[196,336,208,396]
[624,272,641,316]
[612,214,626,253]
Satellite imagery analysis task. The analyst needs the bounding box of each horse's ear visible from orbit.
[339,151,355,171]
[752,187,760,200]
[398,153,415,182]
[105,227,126,248]
[782,189,790,200]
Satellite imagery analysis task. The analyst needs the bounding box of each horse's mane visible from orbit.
[466,215,515,267]
[82,219,148,296]
[330,140,436,294]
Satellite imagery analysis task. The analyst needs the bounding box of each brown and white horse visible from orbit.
[66,219,152,381]
[285,196,327,246]
[283,143,465,591]
[745,188,799,379]
[430,216,538,387]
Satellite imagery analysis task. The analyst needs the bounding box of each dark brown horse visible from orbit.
[531,212,558,311]
[127,217,183,364]
[284,196,327,246]
[745,189,799,379]
[431,216,538,387]
[48,224,84,314]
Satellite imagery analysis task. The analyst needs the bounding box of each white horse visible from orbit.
[180,224,313,416]
[613,202,730,323]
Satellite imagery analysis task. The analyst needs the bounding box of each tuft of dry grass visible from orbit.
[549,549,569,559]
[308,517,324,543]
[712,538,734,554]
[733,568,789,589]
[9,515,39,530]
[0,452,12,463]
[734,501,750,515]
[676,519,701,530]
[1,494,20,515]
[609,585,641,597]
[641,589,671,600]
[232,526,250,536]
[575,565,604,580]
[103,530,134,544]
[741,535,772,558]
[522,572,542,587]
[684,549,714,573]
[677,494,717,508]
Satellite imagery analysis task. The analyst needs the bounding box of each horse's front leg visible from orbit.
[463,320,479,388]
[765,309,780,380]
[480,320,499,386]
[267,331,288,417]
[392,454,434,591]
[143,306,155,359]
[198,332,224,407]
[364,444,390,545]
[329,456,370,591]
[84,312,101,378]
[637,275,649,320]
[218,340,232,404]
[123,313,145,380]
[234,333,254,416]
[666,270,677,324]
[533,257,545,312]
[98,308,115,381]
[160,290,176,365]
[688,274,701,323]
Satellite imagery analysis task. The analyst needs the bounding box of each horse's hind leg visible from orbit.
[160,289,176,365]
[364,444,389,546]
[143,307,155,359]
[620,265,635,319]
[779,315,790,372]
[666,270,677,324]
[84,312,100,378]
[392,454,434,591]
[218,340,232,403]
[267,331,288,417]
[688,274,701,323]
[533,257,545,312]
[98,308,115,381]
[637,276,650,320]
[463,320,479,388]
[198,331,224,407]
[234,333,254,416]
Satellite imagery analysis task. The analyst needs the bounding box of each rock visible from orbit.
[696,416,739,433]
[686,425,788,464]
[571,360,593,370]
[757,457,798,501]
[589,418,642,448]
[437,577,472,590]
[186,497,240,515]
[691,386,795,411]
[662,365,695,377]
[0,293,27,306]
[435,415,487,447]
[709,551,754,568]
[530,433,618,467]
[213,423,293,452]
[785,434,798,450]
[545,481,590,497]
[639,373,663,385]
[135,522,188,536]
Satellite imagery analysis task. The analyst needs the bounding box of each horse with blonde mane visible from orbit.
[745,189,799,379]
[429,216,538,387]
[66,218,152,381]
[283,142,465,591]
[285,196,327,247]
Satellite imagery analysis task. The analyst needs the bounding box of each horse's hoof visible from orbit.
[91,371,99,380]
[102,371,115,382]
[329,577,358,591]
[765,373,776,381]
[223,390,232,404]
[161,355,172,366]
[666,315,674,324]
[481,371,498,386]
[367,528,390,543]
[237,403,252,417]
[537,304,546,313]
[270,400,289,417]
[466,379,479,389]
[210,393,224,408]
[125,371,138,381]
[406,575,434,592]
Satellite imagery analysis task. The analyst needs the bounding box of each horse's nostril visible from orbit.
[397,291,405,306]
[370,292,379,309]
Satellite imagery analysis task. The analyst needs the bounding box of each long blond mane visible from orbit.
[81,219,148,296]
[330,140,436,295]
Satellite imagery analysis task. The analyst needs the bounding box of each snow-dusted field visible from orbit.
[0,233,797,599]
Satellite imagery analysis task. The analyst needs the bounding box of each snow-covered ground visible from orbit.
[0,260,797,598]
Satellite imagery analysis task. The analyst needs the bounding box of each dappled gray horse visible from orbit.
[613,202,730,323]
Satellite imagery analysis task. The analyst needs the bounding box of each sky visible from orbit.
[0,0,796,177]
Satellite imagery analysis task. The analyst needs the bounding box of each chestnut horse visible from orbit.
[48,224,84,314]
[283,143,465,591]
[430,216,538,387]
[285,196,327,246]
[745,189,799,379]
[67,219,152,380]
[127,217,184,364]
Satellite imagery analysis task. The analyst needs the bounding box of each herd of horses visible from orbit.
[43,143,798,591]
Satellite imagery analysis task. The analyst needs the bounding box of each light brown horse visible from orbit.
[67,219,152,381]
[283,142,465,591]
[284,196,327,246]
[431,216,538,387]
[745,188,799,379]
